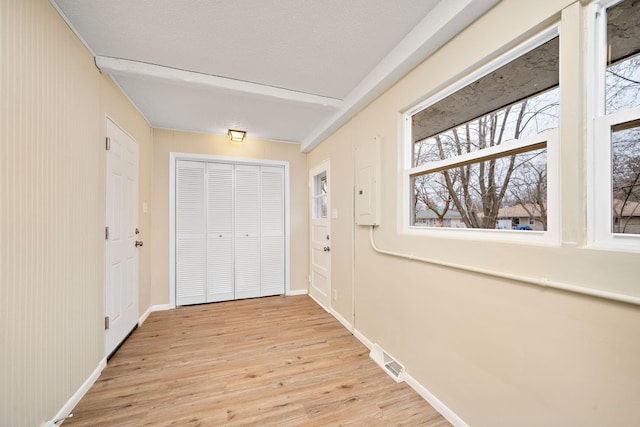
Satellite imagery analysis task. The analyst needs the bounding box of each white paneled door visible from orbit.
[105,119,139,357]
[175,160,285,305]
[309,161,331,309]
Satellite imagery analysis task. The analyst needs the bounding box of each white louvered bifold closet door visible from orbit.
[260,166,285,296]
[176,161,206,305]
[206,162,234,302]
[234,164,261,299]
[176,160,285,305]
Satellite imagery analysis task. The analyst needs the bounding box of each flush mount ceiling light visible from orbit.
[228,129,246,143]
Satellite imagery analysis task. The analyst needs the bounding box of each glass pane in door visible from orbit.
[312,172,328,219]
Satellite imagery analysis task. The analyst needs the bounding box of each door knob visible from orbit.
[135,241,144,247]
[324,246,331,252]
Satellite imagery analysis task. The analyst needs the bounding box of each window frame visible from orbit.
[400,25,561,245]
[588,0,640,251]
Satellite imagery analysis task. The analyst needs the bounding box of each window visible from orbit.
[312,171,328,219]
[405,29,559,241]
[592,0,640,249]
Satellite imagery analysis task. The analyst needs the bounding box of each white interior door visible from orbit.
[174,159,286,305]
[206,162,235,302]
[309,162,331,309]
[105,118,139,357]
[235,164,261,299]
[176,160,206,305]
[261,166,285,296]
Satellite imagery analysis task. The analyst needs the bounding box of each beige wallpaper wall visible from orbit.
[0,1,152,425]
[150,129,309,306]
[309,1,640,426]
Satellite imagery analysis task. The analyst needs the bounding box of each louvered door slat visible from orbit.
[235,165,260,236]
[207,163,234,234]
[177,161,205,235]
[261,236,284,296]
[176,237,206,305]
[206,162,234,302]
[235,164,260,298]
[207,235,234,302]
[235,236,260,299]
[261,167,284,237]
[260,166,285,296]
[176,161,206,305]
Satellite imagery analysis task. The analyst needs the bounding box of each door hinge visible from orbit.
[106,137,111,151]
[105,316,110,330]
[105,226,109,240]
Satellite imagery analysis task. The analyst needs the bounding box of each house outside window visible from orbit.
[591,0,640,249]
[404,28,559,242]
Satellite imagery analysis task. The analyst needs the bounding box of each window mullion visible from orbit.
[410,131,554,177]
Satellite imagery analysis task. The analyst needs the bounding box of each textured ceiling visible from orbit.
[55,0,440,99]
[114,74,338,142]
[51,0,499,150]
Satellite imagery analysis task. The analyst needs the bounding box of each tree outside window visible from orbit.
[605,0,640,234]
[409,36,559,231]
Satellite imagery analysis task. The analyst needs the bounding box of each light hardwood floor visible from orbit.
[64,295,451,426]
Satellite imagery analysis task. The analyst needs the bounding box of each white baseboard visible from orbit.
[288,288,308,296]
[358,337,466,426]
[43,357,106,426]
[306,294,356,338]
[307,297,466,427]
[308,293,327,311]
[352,328,373,350]
[139,306,153,325]
[330,307,353,332]
[139,304,173,325]
[403,372,469,427]
[152,303,174,312]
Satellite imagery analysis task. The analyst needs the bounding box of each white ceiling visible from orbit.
[51,0,499,151]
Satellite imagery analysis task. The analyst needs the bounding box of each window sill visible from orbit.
[404,225,561,247]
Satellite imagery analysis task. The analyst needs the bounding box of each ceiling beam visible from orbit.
[95,56,344,109]
[300,0,500,153]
